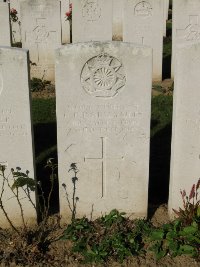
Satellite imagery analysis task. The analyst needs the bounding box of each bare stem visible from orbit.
[0,170,20,235]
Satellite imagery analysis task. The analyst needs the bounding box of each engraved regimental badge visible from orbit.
[134,1,152,17]
[81,53,126,98]
[82,0,101,21]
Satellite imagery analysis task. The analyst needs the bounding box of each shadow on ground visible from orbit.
[33,122,59,220]
[148,123,172,218]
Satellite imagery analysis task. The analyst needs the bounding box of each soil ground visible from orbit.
[0,205,199,267]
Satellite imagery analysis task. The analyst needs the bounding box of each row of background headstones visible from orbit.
[0,40,199,226]
[1,0,169,82]
[6,0,169,43]
[0,0,199,226]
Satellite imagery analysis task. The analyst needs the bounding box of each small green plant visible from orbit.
[149,179,200,260]
[173,179,200,225]
[60,209,151,264]
[62,163,79,222]
[10,8,19,23]
[10,8,22,45]
[0,164,36,233]
[65,3,72,22]
[149,219,200,260]
[0,160,60,265]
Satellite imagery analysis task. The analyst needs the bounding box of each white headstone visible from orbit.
[72,0,112,43]
[172,0,200,78]
[169,42,200,217]
[10,0,21,43]
[56,41,152,221]
[113,0,123,41]
[123,0,164,81]
[0,47,36,227]
[0,3,11,46]
[61,0,70,44]
[20,0,61,82]
[165,0,169,21]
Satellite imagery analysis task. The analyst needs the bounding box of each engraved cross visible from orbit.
[25,18,56,63]
[84,137,124,198]
[176,15,200,41]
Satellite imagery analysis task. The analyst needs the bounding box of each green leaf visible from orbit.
[99,251,108,256]
[75,225,84,230]
[181,226,197,235]
[12,171,26,177]
[11,177,36,191]
[166,230,178,240]
[168,240,178,253]
[150,230,164,241]
[173,219,181,231]
[129,238,135,244]
[163,223,172,232]
[197,206,200,217]
[191,221,198,229]
[179,245,196,255]
[155,250,166,260]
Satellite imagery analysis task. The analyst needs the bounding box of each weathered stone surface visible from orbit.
[165,0,169,20]
[172,0,200,77]
[56,41,152,221]
[0,2,11,46]
[72,0,112,42]
[20,0,61,82]
[123,0,164,81]
[0,47,36,227]
[169,43,200,217]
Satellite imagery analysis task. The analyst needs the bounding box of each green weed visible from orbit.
[61,210,151,263]
[32,98,56,124]
[149,220,200,260]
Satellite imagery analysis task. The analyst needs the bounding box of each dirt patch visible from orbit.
[31,88,55,99]
[0,205,199,267]
[152,79,174,96]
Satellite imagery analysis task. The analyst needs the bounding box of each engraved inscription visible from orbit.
[0,109,28,137]
[134,1,152,17]
[29,5,53,18]
[84,137,124,198]
[63,104,143,136]
[0,65,3,96]
[176,16,200,41]
[82,0,101,21]
[81,53,126,98]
